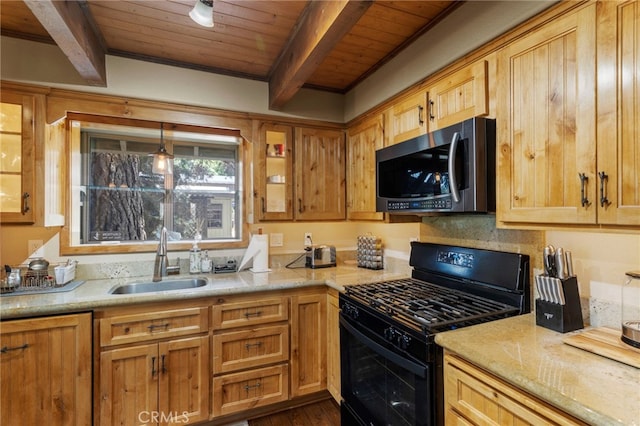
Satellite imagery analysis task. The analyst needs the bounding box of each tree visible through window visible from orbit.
[76,122,241,245]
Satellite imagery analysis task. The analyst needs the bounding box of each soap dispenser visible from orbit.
[189,232,202,274]
[201,250,211,273]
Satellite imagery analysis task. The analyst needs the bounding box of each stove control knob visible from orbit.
[399,334,411,350]
[384,326,397,342]
[343,303,359,319]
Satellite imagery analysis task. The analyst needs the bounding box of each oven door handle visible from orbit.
[340,316,428,378]
[447,132,461,204]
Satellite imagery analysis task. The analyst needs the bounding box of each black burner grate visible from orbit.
[345,278,519,334]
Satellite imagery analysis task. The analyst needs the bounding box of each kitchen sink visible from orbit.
[109,278,208,295]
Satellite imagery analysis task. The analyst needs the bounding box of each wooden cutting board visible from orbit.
[563,327,640,369]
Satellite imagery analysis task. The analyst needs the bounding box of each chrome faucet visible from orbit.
[153,227,181,281]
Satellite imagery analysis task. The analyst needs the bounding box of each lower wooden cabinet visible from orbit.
[326,288,341,403]
[0,313,92,426]
[290,290,327,397]
[444,352,587,425]
[99,335,210,426]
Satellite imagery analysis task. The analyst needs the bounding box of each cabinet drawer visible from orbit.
[213,324,289,374]
[212,364,289,417]
[212,297,288,329]
[444,354,586,425]
[99,307,208,347]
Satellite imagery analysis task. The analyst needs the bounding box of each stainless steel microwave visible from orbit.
[376,117,495,214]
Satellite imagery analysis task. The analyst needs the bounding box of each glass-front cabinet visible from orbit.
[255,122,293,220]
[0,91,35,223]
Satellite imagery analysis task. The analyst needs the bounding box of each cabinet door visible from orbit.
[294,127,346,220]
[597,0,640,225]
[427,60,488,131]
[99,344,159,426]
[0,313,91,426]
[159,336,210,425]
[496,4,597,224]
[346,115,384,221]
[326,289,341,403]
[255,122,294,221]
[0,90,36,223]
[290,291,327,397]
[388,91,427,145]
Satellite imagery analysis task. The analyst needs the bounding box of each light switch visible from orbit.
[270,233,283,247]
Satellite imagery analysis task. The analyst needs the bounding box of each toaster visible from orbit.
[305,245,336,269]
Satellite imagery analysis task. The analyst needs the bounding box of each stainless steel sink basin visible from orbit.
[110,278,208,295]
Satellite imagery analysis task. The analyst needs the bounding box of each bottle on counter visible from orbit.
[201,250,212,273]
[189,241,201,274]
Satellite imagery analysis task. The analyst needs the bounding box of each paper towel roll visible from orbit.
[238,234,270,273]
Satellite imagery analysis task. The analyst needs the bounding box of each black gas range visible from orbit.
[339,242,530,426]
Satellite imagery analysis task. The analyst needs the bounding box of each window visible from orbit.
[66,117,244,252]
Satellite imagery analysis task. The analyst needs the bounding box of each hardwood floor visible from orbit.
[248,399,340,426]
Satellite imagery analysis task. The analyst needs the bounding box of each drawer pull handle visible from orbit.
[244,311,262,319]
[245,341,263,350]
[244,381,261,392]
[1,343,29,353]
[151,356,157,377]
[148,323,170,332]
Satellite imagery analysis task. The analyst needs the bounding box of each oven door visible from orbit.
[340,315,435,426]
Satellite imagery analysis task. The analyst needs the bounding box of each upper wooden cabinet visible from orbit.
[426,60,489,131]
[0,84,65,226]
[496,3,598,225]
[346,114,384,221]
[596,0,640,226]
[0,90,36,223]
[294,127,346,220]
[386,91,427,146]
[254,122,294,221]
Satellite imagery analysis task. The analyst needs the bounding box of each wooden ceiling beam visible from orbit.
[23,0,106,86]
[268,0,373,110]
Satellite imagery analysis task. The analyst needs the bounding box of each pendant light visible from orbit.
[150,123,173,175]
[189,0,214,28]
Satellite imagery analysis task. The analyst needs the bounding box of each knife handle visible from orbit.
[565,251,574,277]
[555,248,568,279]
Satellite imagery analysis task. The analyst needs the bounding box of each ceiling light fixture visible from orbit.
[189,0,214,28]
[150,123,174,175]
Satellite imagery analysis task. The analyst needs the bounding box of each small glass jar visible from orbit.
[621,270,640,348]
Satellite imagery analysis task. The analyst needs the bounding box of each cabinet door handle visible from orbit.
[244,310,263,319]
[598,171,611,208]
[428,99,435,122]
[261,197,266,213]
[244,381,261,392]
[0,343,29,353]
[298,198,304,213]
[418,105,424,126]
[245,341,263,350]
[161,354,167,374]
[578,173,591,207]
[151,356,157,377]
[22,192,30,214]
[148,323,170,332]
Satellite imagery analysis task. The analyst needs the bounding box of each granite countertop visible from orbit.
[0,261,410,319]
[435,313,640,426]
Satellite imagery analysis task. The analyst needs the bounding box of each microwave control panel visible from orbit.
[386,197,452,211]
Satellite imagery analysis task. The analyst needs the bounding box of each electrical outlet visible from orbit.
[270,233,283,247]
[28,239,44,258]
[304,232,313,247]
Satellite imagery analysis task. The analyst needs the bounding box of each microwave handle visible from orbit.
[448,132,461,203]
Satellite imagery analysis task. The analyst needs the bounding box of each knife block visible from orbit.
[535,276,584,333]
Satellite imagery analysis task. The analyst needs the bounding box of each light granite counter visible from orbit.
[435,314,640,426]
[0,261,411,319]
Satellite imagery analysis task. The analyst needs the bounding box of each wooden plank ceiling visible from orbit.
[1,0,460,109]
